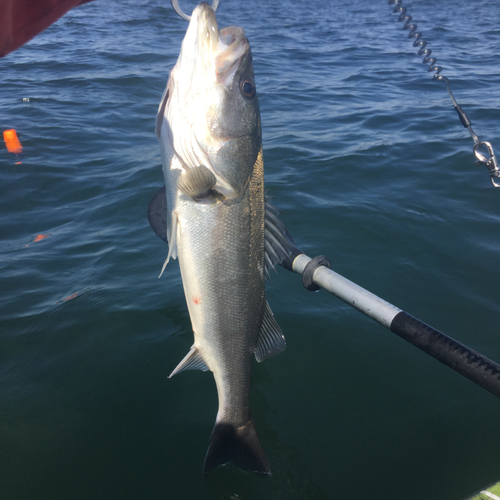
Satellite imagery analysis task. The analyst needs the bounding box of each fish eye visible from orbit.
[240,78,256,99]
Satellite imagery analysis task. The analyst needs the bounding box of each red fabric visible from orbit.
[0,0,94,57]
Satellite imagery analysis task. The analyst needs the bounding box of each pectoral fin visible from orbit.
[158,212,178,278]
[178,165,217,199]
[148,185,179,277]
[254,302,286,362]
[169,346,209,378]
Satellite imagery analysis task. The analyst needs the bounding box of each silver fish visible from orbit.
[151,1,291,474]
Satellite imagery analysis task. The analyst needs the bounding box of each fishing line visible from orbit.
[388,0,500,188]
[171,0,219,21]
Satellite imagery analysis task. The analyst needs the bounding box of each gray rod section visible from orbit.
[292,254,401,328]
[289,253,500,399]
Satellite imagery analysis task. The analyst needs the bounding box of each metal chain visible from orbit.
[388,0,500,188]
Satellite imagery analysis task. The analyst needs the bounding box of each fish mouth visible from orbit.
[215,26,249,87]
[191,3,249,87]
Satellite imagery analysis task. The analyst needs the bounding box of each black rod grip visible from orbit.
[390,311,500,398]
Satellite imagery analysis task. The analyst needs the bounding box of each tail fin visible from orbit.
[203,419,271,475]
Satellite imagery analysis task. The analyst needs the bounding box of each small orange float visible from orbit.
[33,234,50,242]
[3,129,22,154]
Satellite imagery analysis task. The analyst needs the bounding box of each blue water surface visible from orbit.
[1,0,499,499]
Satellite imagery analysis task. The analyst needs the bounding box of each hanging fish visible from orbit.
[150,1,292,474]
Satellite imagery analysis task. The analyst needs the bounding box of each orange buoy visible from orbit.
[33,234,50,242]
[3,129,22,154]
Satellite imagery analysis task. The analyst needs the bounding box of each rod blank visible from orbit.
[289,253,500,399]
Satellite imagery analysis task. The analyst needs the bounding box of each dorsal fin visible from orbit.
[264,196,294,277]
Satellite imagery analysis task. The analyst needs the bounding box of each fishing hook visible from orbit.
[171,0,220,21]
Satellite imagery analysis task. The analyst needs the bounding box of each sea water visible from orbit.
[1,0,499,498]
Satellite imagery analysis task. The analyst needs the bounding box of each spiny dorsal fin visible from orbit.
[254,302,286,362]
[264,196,294,277]
[169,346,209,378]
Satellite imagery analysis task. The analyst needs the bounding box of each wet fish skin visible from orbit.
[154,2,288,475]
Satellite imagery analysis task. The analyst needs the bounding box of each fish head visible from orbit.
[159,2,261,199]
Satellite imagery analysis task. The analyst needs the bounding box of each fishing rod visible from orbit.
[278,234,500,399]
[275,0,500,398]
[276,3,500,396]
